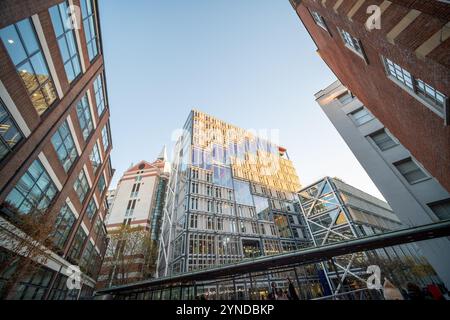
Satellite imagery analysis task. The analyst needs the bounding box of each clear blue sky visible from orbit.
[99,0,384,199]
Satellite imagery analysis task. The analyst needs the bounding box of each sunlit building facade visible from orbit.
[97,153,170,289]
[157,110,310,278]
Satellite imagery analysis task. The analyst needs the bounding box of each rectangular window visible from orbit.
[80,0,99,61]
[428,199,450,221]
[53,203,76,249]
[51,120,78,172]
[94,74,106,116]
[337,91,354,105]
[89,142,101,173]
[0,99,24,162]
[85,198,97,221]
[80,241,94,270]
[68,227,87,262]
[74,170,90,203]
[369,129,397,151]
[101,123,110,151]
[383,57,448,119]
[349,107,374,126]
[4,159,58,215]
[189,214,198,229]
[384,57,414,90]
[394,158,428,184]
[416,79,447,111]
[310,11,327,31]
[97,173,106,195]
[76,94,93,141]
[49,2,82,82]
[339,29,365,58]
[9,267,54,300]
[0,19,57,114]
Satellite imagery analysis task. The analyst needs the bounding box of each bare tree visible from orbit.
[106,224,153,287]
[0,203,60,299]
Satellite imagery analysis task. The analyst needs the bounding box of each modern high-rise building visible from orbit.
[97,151,170,289]
[289,0,450,194]
[0,0,113,299]
[298,176,441,296]
[157,110,310,278]
[314,80,450,289]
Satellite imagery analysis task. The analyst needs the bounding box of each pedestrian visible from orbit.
[407,283,424,300]
[382,278,404,300]
[287,277,299,300]
[276,288,288,300]
[427,283,444,301]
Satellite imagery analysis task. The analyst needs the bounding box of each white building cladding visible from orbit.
[314,80,450,289]
[298,176,441,296]
[98,151,170,286]
[105,159,169,231]
[157,110,310,278]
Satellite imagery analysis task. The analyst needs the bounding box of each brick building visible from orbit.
[289,0,450,194]
[0,0,113,299]
[97,152,170,289]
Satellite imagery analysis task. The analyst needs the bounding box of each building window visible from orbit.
[51,120,78,172]
[416,79,447,111]
[310,11,327,31]
[0,18,57,115]
[217,218,223,231]
[190,197,198,210]
[97,173,106,195]
[80,241,94,270]
[383,57,448,119]
[0,99,24,162]
[74,170,90,203]
[394,158,428,184]
[125,199,137,217]
[259,223,266,235]
[80,0,99,61]
[349,107,374,126]
[207,217,214,230]
[94,74,106,116]
[101,123,110,151]
[189,214,198,229]
[53,203,76,249]
[428,199,450,221]
[339,29,365,59]
[4,159,58,215]
[89,142,101,173]
[9,267,54,300]
[130,183,140,198]
[68,227,87,262]
[337,91,354,104]
[85,198,97,221]
[76,94,94,141]
[384,57,414,90]
[49,2,82,83]
[369,129,397,151]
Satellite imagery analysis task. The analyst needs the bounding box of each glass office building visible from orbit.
[157,110,311,278]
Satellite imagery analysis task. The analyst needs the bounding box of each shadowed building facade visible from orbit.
[0,0,113,299]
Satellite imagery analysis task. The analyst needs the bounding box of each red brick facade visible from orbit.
[0,0,113,299]
[291,0,450,193]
